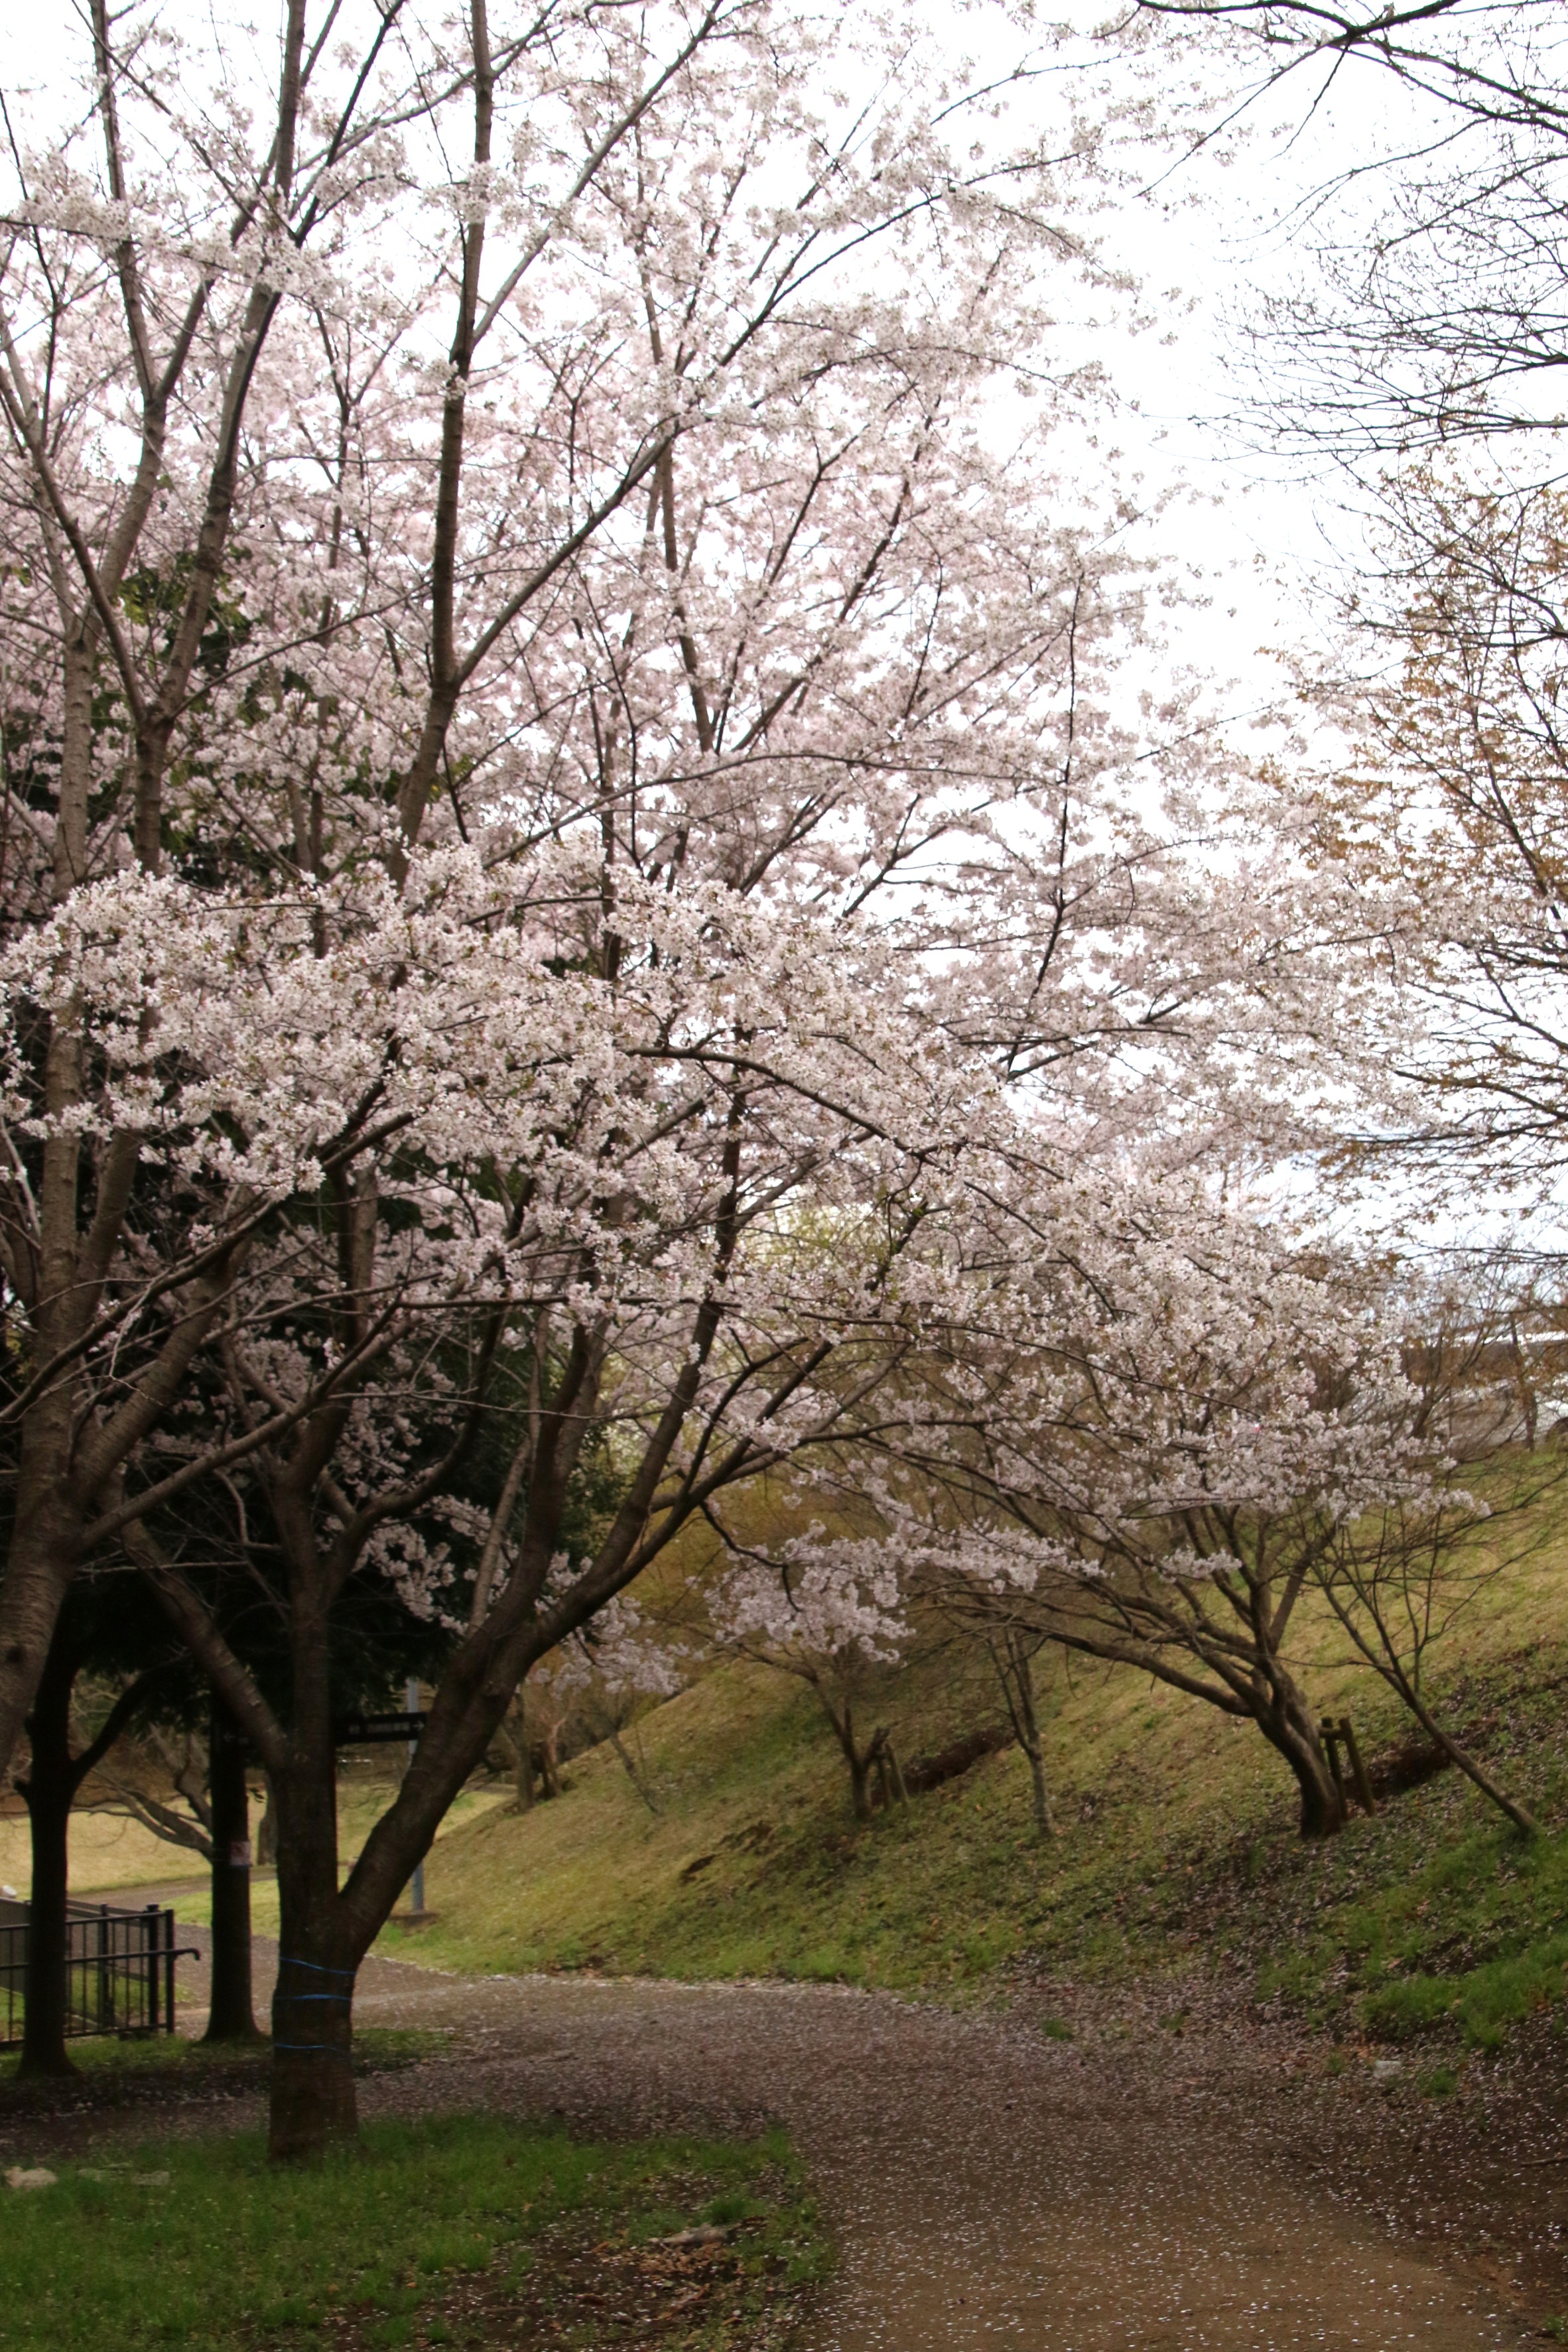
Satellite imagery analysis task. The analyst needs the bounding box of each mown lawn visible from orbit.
[0,2115,826,2351]
[0,1784,507,1908]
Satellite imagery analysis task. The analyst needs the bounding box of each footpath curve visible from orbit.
[351,1957,1532,2351]
[9,1926,1556,2351]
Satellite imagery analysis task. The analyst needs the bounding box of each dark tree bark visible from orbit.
[15,1625,166,2075]
[535,1722,562,1800]
[205,1691,260,2042]
[17,1639,77,2078]
[267,1751,358,2158]
[255,1774,279,1865]
[815,1689,889,1824]
[1260,1682,1347,1839]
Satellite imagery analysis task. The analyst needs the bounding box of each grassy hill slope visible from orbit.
[375,1516,1568,2056]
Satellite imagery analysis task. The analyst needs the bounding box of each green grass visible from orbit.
[0,2113,825,2351]
[347,1476,1568,2065]
[1248,1764,1568,2051]
[0,1786,505,1908]
[67,1459,1568,2065]
[373,1631,1297,1991]
[370,1635,1557,2013]
[90,1784,507,1937]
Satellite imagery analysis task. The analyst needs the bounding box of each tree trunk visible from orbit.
[1022,1740,1054,1839]
[205,1692,259,2042]
[1256,1677,1345,1838]
[267,1759,358,2158]
[17,1638,78,2078]
[608,1725,661,1815]
[818,1692,878,1823]
[255,1774,279,1866]
[0,1449,84,1788]
[846,1745,873,1823]
[1400,1687,1535,1837]
[993,1636,1054,1838]
[493,1713,533,1810]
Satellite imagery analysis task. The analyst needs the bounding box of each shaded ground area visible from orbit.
[6,1928,1567,2350]
[314,2207,813,2352]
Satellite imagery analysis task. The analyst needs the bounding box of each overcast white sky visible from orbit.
[0,1,1453,722]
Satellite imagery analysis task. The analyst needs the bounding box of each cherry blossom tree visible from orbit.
[710,1536,911,1821]
[0,0,1255,2158]
[0,0,524,1779]
[765,1172,1503,1839]
[528,1595,688,1813]
[0,0,972,1777]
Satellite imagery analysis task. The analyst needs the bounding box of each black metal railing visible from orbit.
[0,1900,182,2048]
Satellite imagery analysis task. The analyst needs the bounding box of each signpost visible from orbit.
[328,1692,431,1919]
[331,1711,428,1745]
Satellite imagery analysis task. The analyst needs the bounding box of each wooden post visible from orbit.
[164,1908,178,2038]
[1338,1716,1377,1816]
[885,1738,909,1807]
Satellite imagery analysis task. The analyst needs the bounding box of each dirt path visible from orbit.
[11,1924,1545,2351]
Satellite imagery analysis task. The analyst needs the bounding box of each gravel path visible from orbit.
[11,1922,1540,2351]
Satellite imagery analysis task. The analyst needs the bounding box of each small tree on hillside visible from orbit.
[1313,1495,1541,1833]
[809,1183,1520,1839]
[555,1599,688,1817]
[710,1543,911,1823]
[986,1622,1059,1841]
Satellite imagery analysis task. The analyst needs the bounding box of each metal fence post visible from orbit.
[145,1903,161,2030]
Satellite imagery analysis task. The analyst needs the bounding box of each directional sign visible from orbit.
[333,1712,428,1746]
